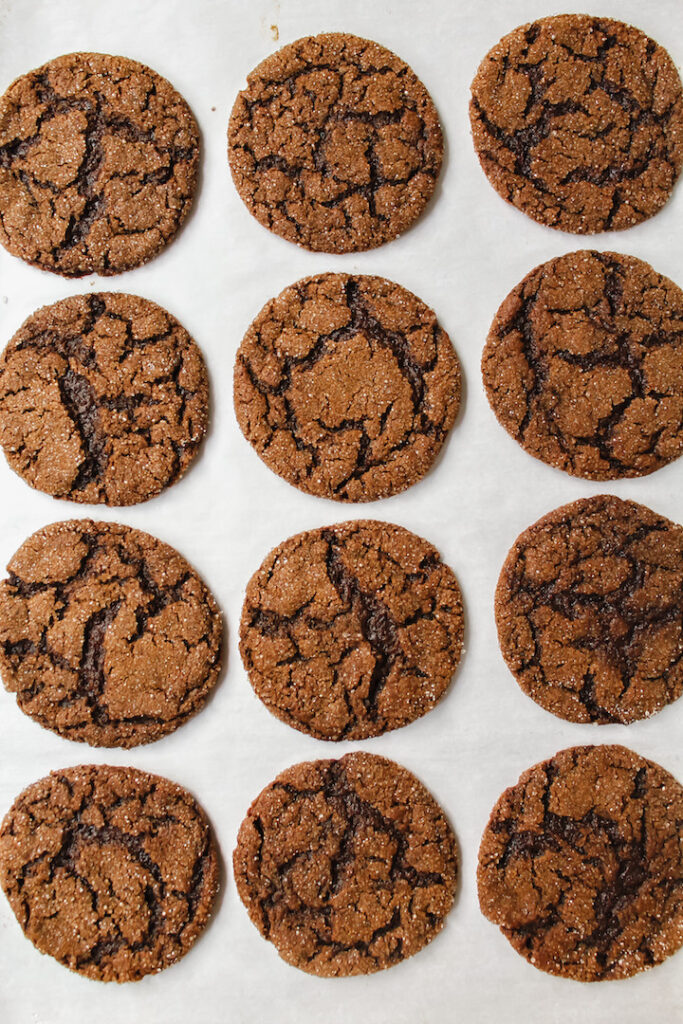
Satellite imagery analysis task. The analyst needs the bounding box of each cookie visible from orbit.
[0,52,199,276]
[478,744,683,981]
[470,16,683,233]
[482,250,683,479]
[228,33,442,252]
[0,519,222,747]
[0,293,208,505]
[0,764,219,981]
[234,273,460,501]
[496,495,683,725]
[234,751,457,976]
[240,520,463,740]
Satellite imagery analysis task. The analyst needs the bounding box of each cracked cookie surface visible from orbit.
[0,764,219,981]
[496,495,683,724]
[228,33,442,252]
[234,751,457,976]
[0,519,222,747]
[470,15,683,233]
[478,744,683,981]
[0,293,208,505]
[482,250,683,479]
[234,273,460,501]
[0,52,199,276]
[240,520,463,740]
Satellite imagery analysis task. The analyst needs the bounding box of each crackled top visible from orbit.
[0,293,208,505]
[0,764,219,981]
[234,273,460,501]
[0,52,199,276]
[482,250,683,479]
[240,520,464,740]
[478,744,683,981]
[496,495,683,724]
[228,33,443,252]
[234,751,457,976]
[470,15,683,233]
[0,519,222,748]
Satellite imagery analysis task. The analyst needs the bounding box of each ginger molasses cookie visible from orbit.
[228,33,443,252]
[234,751,458,976]
[482,250,683,479]
[0,764,219,981]
[0,519,222,747]
[234,273,460,501]
[240,520,463,740]
[478,745,683,981]
[0,293,208,505]
[470,15,683,233]
[0,52,199,276]
[496,495,683,724]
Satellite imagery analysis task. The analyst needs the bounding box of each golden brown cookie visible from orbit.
[470,15,683,232]
[0,764,219,981]
[234,273,460,501]
[234,751,458,976]
[0,519,222,747]
[0,293,208,505]
[0,52,199,276]
[478,745,683,981]
[240,520,464,739]
[228,33,443,252]
[482,250,683,479]
[496,495,683,724]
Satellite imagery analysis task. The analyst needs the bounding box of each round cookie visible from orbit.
[0,52,199,276]
[0,293,209,505]
[478,744,683,981]
[0,519,222,747]
[240,520,464,740]
[470,15,683,233]
[496,495,683,725]
[228,33,443,252]
[482,250,683,479]
[0,764,219,981]
[234,273,460,501]
[234,751,457,976]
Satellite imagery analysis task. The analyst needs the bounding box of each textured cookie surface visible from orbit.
[228,33,442,252]
[234,751,457,976]
[478,744,683,981]
[0,520,222,747]
[0,52,199,276]
[496,496,683,724]
[470,15,683,233]
[0,293,208,505]
[0,764,219,981]
[240,520,463,739]
[234,273,460,501]
[482,250,683,479]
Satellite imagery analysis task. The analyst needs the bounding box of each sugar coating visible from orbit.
[0,293,208,505]
[496,495,683,724]
[240,519,464,739]
[478,744,683,981]
[234,751,458,976]
[482,250,683,479]
[0,764,219,982]
[0,519,223,748]
[0,52,199,276]
[470,15,683,233]
[228,32,442,253]
[234,272,461,501]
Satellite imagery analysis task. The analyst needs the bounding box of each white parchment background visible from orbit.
[0,1,681,1021]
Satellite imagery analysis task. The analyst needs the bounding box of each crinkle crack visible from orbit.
[470,15,683,232]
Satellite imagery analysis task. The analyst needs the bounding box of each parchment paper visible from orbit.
[0,1,681,1021]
